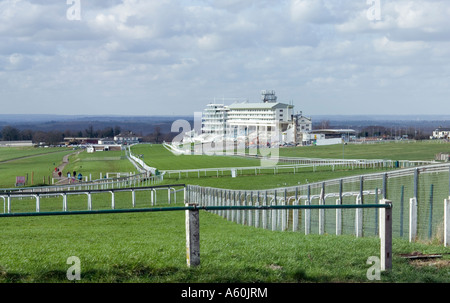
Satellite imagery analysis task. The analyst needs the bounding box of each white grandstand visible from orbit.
[182,90,312,147]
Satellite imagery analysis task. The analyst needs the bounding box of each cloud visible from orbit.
[0,0,449,115]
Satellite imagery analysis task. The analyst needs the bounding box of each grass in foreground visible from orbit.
[0,210,448,283]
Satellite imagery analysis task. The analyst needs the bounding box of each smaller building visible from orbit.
[307,129,356,146]
[0,140,34,147]
[87,144,122,152]
[431,127,450,139]
[114,132,142,145]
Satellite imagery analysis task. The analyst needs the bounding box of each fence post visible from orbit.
[185,204,200,267]
[336,198,342,235]
[35,194,40,212]
[110,191,115,209]
[356,177,364,237]
[305,185,311,235]
[293,188,299,232]
[445,198,450,247]
[271,191,277,231]
[409,197,417,242]
[255,191,260,228]
[428,184,434,240]
[319,183,325,235]
[379,200,392,271]
[63,193,67,211]
[355,195,363,237]
[132,190,136,208]
[7,194,11,214]
[263,191,268,229]
[87,192,92,210]
[282,189,287,231]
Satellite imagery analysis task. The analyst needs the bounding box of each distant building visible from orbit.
[98,138,116,145]
[307,129,356,146]
[0,141,34,147]
[193,90,311,145]
[87,144,122,152]
[431,127,450,139]
[114,131,142,145]
[64,137,98,145]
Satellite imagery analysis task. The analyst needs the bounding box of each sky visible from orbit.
[1,0,449,116]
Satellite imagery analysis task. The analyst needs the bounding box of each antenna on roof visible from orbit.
[261,90,277,103]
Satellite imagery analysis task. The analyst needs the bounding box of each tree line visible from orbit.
[0,125,176,145]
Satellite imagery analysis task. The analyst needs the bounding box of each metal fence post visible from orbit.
[379,200,392,271]
[444,198,450,247]
[336,198,342,235]
[110,191,115,209]
[87,192,92,210]
[409,197,418,242]
[305,185,311,235]
[319,183,325,235]
[185,204,200,267]
[356,177,363,237]
[63,193,67,211]
[35,194,40,212]
[293,188,299,232]
[7,194,11,214]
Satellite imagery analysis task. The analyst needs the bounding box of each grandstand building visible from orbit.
[193,90,311,146]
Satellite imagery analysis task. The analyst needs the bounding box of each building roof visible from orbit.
[228,102,293,110]
[311,129,356,135]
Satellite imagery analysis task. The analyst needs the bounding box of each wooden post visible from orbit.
[132,190,136,208]
[185,204,200,267]
[379,199,392,271]
[63,194,67,211]
[409,197,417,242]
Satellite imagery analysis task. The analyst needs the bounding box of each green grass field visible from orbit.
[0,209,448,283]
[131,144,262,170]
[62,149,138,181]
[0,147,75,188]
[279,140,450,161]
[0,141,449,283]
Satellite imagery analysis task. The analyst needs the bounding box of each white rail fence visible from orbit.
[186,163,450,246]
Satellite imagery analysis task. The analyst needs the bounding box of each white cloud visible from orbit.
[0,0,449,115]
